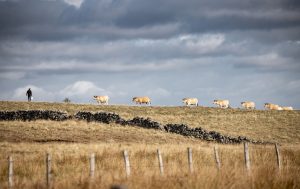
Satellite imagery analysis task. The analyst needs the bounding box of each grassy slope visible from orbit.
[0,101,300,189]
[0,120,202,144]
[0,101,300,144]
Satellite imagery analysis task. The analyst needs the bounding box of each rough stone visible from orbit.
[0,110,69,121]
[0,110,269,144]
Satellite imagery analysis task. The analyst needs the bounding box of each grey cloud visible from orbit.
[1,0,300,108]
[0,0,66,27]
[1,0,300,42]
[0,34,226,62]
[1,31,299,80]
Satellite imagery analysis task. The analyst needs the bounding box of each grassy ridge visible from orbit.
[1,101,300,144]
[0,101,300,189]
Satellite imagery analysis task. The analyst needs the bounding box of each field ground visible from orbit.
[0,120,202,144]
[1,101,300,144]
[0,101,299,188]
[0,143,299,189]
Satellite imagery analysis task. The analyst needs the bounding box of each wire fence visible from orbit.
[0,143,282,188]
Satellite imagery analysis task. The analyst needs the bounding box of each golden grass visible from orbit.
[0,120,202,144]
[1,101,300,144]
[0,101,300,188]
[0,143,299,189]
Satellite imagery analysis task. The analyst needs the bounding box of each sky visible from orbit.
[0,0,300,109]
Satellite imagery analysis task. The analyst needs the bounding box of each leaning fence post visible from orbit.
[157,149,164,175]
[187,148,193,173]
[275,143,281,170]
[8,156,13,188]
[123,150,130,177]
[46,153,51,187]
[214,146,221,170]
[90,153,95,178]
[244,142,251,174]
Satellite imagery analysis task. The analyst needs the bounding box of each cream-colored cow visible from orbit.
[281,106,293,110]
[182,98,198,106]
[241,101,255,109]
[264,103,281,110]
[93,95,109,105]
[132,96,151,105]
[213,99,230,108]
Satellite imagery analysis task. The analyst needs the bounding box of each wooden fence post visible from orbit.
[244,142,251,174]
[90,153,95,178]
[46,153,51,187]
[157,149,164,175]
[8,156,13,188]
[123,150,130,177]
[187,148,193,173]
[214,146,221,170]
[275,143,281,170]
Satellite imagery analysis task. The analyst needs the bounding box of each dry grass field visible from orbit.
[0,143,299,189]
[0,120,202,144]
[0,101,300,189]
[1,101,300,144]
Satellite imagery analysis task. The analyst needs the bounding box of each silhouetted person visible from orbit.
[26,88,32,102]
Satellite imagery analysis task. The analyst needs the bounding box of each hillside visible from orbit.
[0,101,300,144]
[1,101,300,189]
[0,120,204,144]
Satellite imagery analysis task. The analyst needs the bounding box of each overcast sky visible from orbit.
[0,0,300,109]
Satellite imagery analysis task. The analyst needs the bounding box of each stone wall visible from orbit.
[74,111,259,144]
[0,110,69,121]
[0,110,266,144]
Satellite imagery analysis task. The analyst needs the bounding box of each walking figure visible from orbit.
[26,88,32,102]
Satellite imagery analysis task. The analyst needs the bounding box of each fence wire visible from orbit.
[0,144,283,183]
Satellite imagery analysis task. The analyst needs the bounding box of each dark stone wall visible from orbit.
[164,124,253,144]
[0,110,69,121]
[74,111,262,144]
[0,110,267,144]
[74,112,164,130]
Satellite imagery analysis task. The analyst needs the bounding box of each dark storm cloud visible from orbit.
[0,0,300,108]
[1,0,300,41]
[0,0,65,28]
